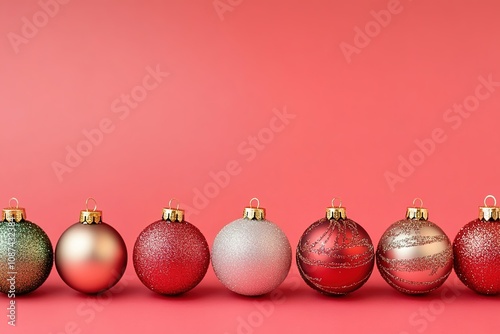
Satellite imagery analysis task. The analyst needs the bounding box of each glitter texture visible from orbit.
[0,219,53,295]
[376,219,453,294]
[453,219,500,295]
[133,220,210,295]
[296,217,374,295]
[55,222,127,294]
[211,218,292,296]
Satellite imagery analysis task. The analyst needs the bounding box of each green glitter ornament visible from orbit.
[0,198,53,295]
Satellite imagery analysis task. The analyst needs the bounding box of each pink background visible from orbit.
[1,0,500,333]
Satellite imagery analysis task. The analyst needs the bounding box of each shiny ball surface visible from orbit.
[212,218,292,296]
[0,219,53,295]
[133,220,210,295]
[55,222,127,294]
[453,219,500,295]
[376,219,453,294]
[297,217,374,295]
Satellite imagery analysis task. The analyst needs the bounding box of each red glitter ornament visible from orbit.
[454,195,500,295]
[133,200,210,295]
[297,199,374,295]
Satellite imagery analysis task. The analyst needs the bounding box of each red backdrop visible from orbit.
[1,0,500,333]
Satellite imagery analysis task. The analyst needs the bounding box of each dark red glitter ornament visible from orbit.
[454,195,500,295]
[133,200,210,295]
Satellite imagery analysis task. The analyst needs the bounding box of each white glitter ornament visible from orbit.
[211,198,292,296]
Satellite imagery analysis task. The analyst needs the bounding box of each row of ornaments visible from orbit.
[0,195,499,297]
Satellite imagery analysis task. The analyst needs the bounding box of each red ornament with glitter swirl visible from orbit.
[297,199,374,295]
[376,198,453,294]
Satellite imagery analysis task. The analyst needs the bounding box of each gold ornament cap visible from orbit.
[2,198,26,223]
[80,197,102,224]
[406,198,429,220]
[478,195,499,221]
[243,198,266,220]
[162,199,184,222]
[326,198,347,220]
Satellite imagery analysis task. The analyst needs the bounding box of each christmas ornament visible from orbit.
[133,199,210,295]
[376,198,453,294]
[453,195,500,295]
[211,198,292,296]
[55,198,127,294]
[0,198,53,295]
[297,198,374,295]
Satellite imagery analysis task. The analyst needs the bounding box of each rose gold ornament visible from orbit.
[376,198,453,294]
[55,198,127,294]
